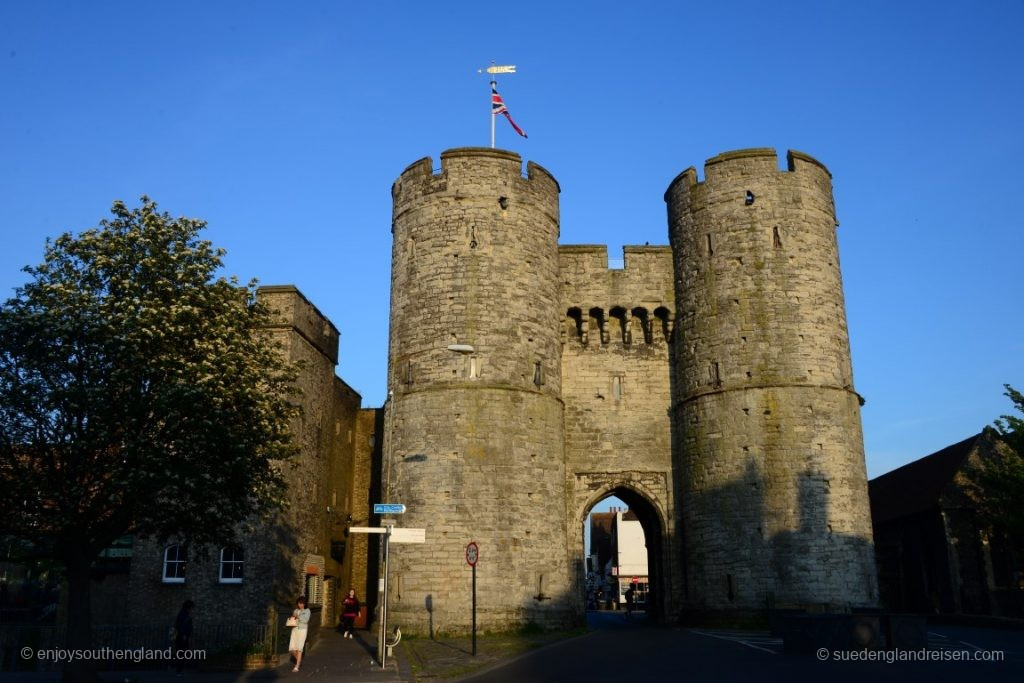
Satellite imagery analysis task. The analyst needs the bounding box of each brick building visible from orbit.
[870,430,1023,617]
[89,286,382,636]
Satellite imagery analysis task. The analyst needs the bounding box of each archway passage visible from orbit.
[583,487,666,623]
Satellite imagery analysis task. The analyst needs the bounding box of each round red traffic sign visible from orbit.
[466,541,479,567]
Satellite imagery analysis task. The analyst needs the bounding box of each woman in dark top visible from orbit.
[341,589,360,638]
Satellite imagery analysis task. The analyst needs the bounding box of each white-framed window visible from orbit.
[219,546,244,584]
[162,545,187,583]
[305,574,323,606]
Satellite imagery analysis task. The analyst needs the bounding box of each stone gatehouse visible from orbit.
[102,147,878,637]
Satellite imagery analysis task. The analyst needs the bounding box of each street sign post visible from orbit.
[390,527,426,544]
[348,519,425,669]
[374,503,407,515]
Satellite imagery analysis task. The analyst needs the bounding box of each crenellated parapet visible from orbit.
[388,147,562,396]
[665,148,850,398]
[559,245,675,347]
[392,147,560,230]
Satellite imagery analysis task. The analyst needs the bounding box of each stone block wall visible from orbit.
[122,285,361,631]
[558,245,684,616]
[665,149,878,610]
[384,148,573,634]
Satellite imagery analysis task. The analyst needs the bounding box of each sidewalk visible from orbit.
[1,627,410,683]
[282,626,409,681]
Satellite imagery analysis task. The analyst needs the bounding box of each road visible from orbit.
[462,611,1024,682]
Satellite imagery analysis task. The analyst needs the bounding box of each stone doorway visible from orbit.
[580,486,666,623]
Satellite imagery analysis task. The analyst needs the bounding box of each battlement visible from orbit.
[392,147,559,203]
[559,244,672,273]
[258,284,339,365]
[664,148,831,201]
[559,245,675,347]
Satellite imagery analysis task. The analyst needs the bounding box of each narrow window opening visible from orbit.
[533,361,543,386]
[470,356,479,379]
[612,376,622,400]
[610,306,629,344]
[589,307,608,345]
[653,307,672,343]
[773,226,782,248]
[706,234,714,256]
[567,307,586,344]
[632,307,651,344]
[405,360,413,385]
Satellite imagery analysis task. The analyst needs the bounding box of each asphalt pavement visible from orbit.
[459,611,1024,683]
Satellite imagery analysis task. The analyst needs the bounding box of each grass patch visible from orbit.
[402,626,586,680]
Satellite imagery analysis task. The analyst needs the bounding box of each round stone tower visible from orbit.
[664,149,878,611]
[384,148,572,634]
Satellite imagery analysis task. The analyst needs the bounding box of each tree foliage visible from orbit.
[993,384,1024,457]
[0,197,297,561]
[973,385,1024,535]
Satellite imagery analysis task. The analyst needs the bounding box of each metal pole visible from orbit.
[471,564,477,655]
[490,79,496,149]
[380,526,391,669]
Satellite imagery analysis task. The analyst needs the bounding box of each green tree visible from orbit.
[994,384,1024,456]
[0,198,297,682]
[974,386,1024,535]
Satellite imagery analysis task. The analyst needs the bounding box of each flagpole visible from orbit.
[479,63,517,148]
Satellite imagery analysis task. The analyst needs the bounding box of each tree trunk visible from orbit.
[62,550,97,683]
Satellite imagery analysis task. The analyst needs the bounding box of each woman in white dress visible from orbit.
[289,595,311,672]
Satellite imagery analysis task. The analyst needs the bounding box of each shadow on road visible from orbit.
[586,610,652,631]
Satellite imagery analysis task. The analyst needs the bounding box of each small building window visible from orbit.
[305,574,323,606]
[533,361,543,386]
[612,376,623,400]
[162,545,187,583]
[219,546,244,584]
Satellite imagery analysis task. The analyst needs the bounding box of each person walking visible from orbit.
[341,589,360,639]
[624,585,635,617]
[173,600,194,675]
[288,596,311,672]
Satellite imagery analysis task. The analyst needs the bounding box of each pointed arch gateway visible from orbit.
[577,481,669,623]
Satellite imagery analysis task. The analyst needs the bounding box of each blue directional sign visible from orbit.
[374,503,406,515]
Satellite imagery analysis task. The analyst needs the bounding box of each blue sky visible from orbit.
[2,1,1021,478]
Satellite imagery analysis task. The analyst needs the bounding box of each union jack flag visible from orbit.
[491,83,527,138]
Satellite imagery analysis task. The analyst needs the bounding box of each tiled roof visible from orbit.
[868,432,982,524]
